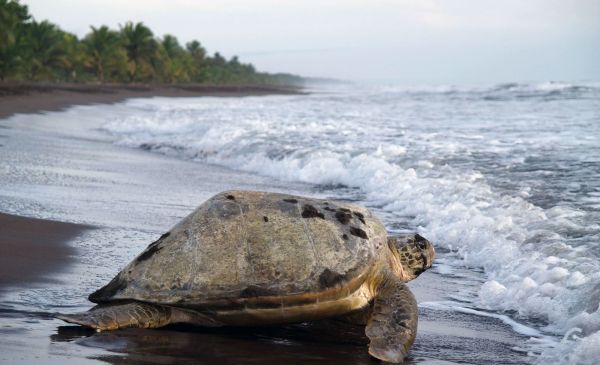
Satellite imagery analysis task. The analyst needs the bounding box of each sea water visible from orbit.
[101,81,600,364]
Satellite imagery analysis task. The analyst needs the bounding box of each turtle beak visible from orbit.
[423,241,435,269]
[415,235,434,276]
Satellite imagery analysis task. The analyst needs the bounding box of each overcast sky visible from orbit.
[22,0,600,84]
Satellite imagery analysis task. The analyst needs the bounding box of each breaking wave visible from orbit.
[377,81,600,101]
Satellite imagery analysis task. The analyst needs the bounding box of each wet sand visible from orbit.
[0,213,90,290]
[0,82,303,119]
[0,94,530,365]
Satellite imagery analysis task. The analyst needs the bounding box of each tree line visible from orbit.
[0,0,302,85]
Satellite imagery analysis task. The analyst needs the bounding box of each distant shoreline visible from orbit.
[0,82,305,119]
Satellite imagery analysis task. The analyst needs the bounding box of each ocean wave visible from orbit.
[377,81,600,101]
[102,87,600,363]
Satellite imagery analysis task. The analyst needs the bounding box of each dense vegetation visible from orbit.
[0,0,302,85]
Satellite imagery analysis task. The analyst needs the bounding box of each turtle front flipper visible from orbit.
[366,278,418,363]
[55,302,172,331]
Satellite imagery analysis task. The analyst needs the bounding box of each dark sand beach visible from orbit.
[0,213,90,290]
[0,88,530,365]
[0,82,303,119]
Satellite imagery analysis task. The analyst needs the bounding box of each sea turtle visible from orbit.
[57,190,435,363]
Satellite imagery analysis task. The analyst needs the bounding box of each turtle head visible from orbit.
[387,233,435,280]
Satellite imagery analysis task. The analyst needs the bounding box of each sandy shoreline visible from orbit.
[0,82,304,119]
[0,90,530,365]
[0,213,91,291]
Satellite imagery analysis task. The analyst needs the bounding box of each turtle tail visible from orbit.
[55,302,172,331]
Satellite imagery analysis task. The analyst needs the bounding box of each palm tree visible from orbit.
[0,2,296,85]
[158,34,193,83]
[185,40,206,82]
[0,0,30,79]
[161,34,183,59]
[83,25,124,82]
[205,52,228,83]
[119,21,156,81]
[186,40,205,61]
[0,0,29,49]
[20,20,67,80]
[58,31,84,81]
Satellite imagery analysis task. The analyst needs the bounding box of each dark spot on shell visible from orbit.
[88,275,127,303]
[136,243,163,263]
[353,211,366,224]
[339,207,351,213]
[319,268,346,288]
[342,234,349,240]
[135,233,169,264]
[283,198,298,204]
[335,211,352,224]
[240,285,277,298]
[324,206,335,212]
[349,226,368,239]
[323,202,329,205]
[301,204,325,219]
[146,234,167,249]
[263,216,269,222]
[226,194,235,200]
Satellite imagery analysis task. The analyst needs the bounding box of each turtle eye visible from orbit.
[417,241,427,250]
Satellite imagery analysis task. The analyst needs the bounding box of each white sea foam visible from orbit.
[537,329,600,365]
[103,83,600,363]
[421,301,545,338]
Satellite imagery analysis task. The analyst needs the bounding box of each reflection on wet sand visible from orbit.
[50,308,530,365]
[52,321,380,365]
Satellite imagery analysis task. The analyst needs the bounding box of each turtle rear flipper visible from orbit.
[366,278,418,363]
[55,302,172,331]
